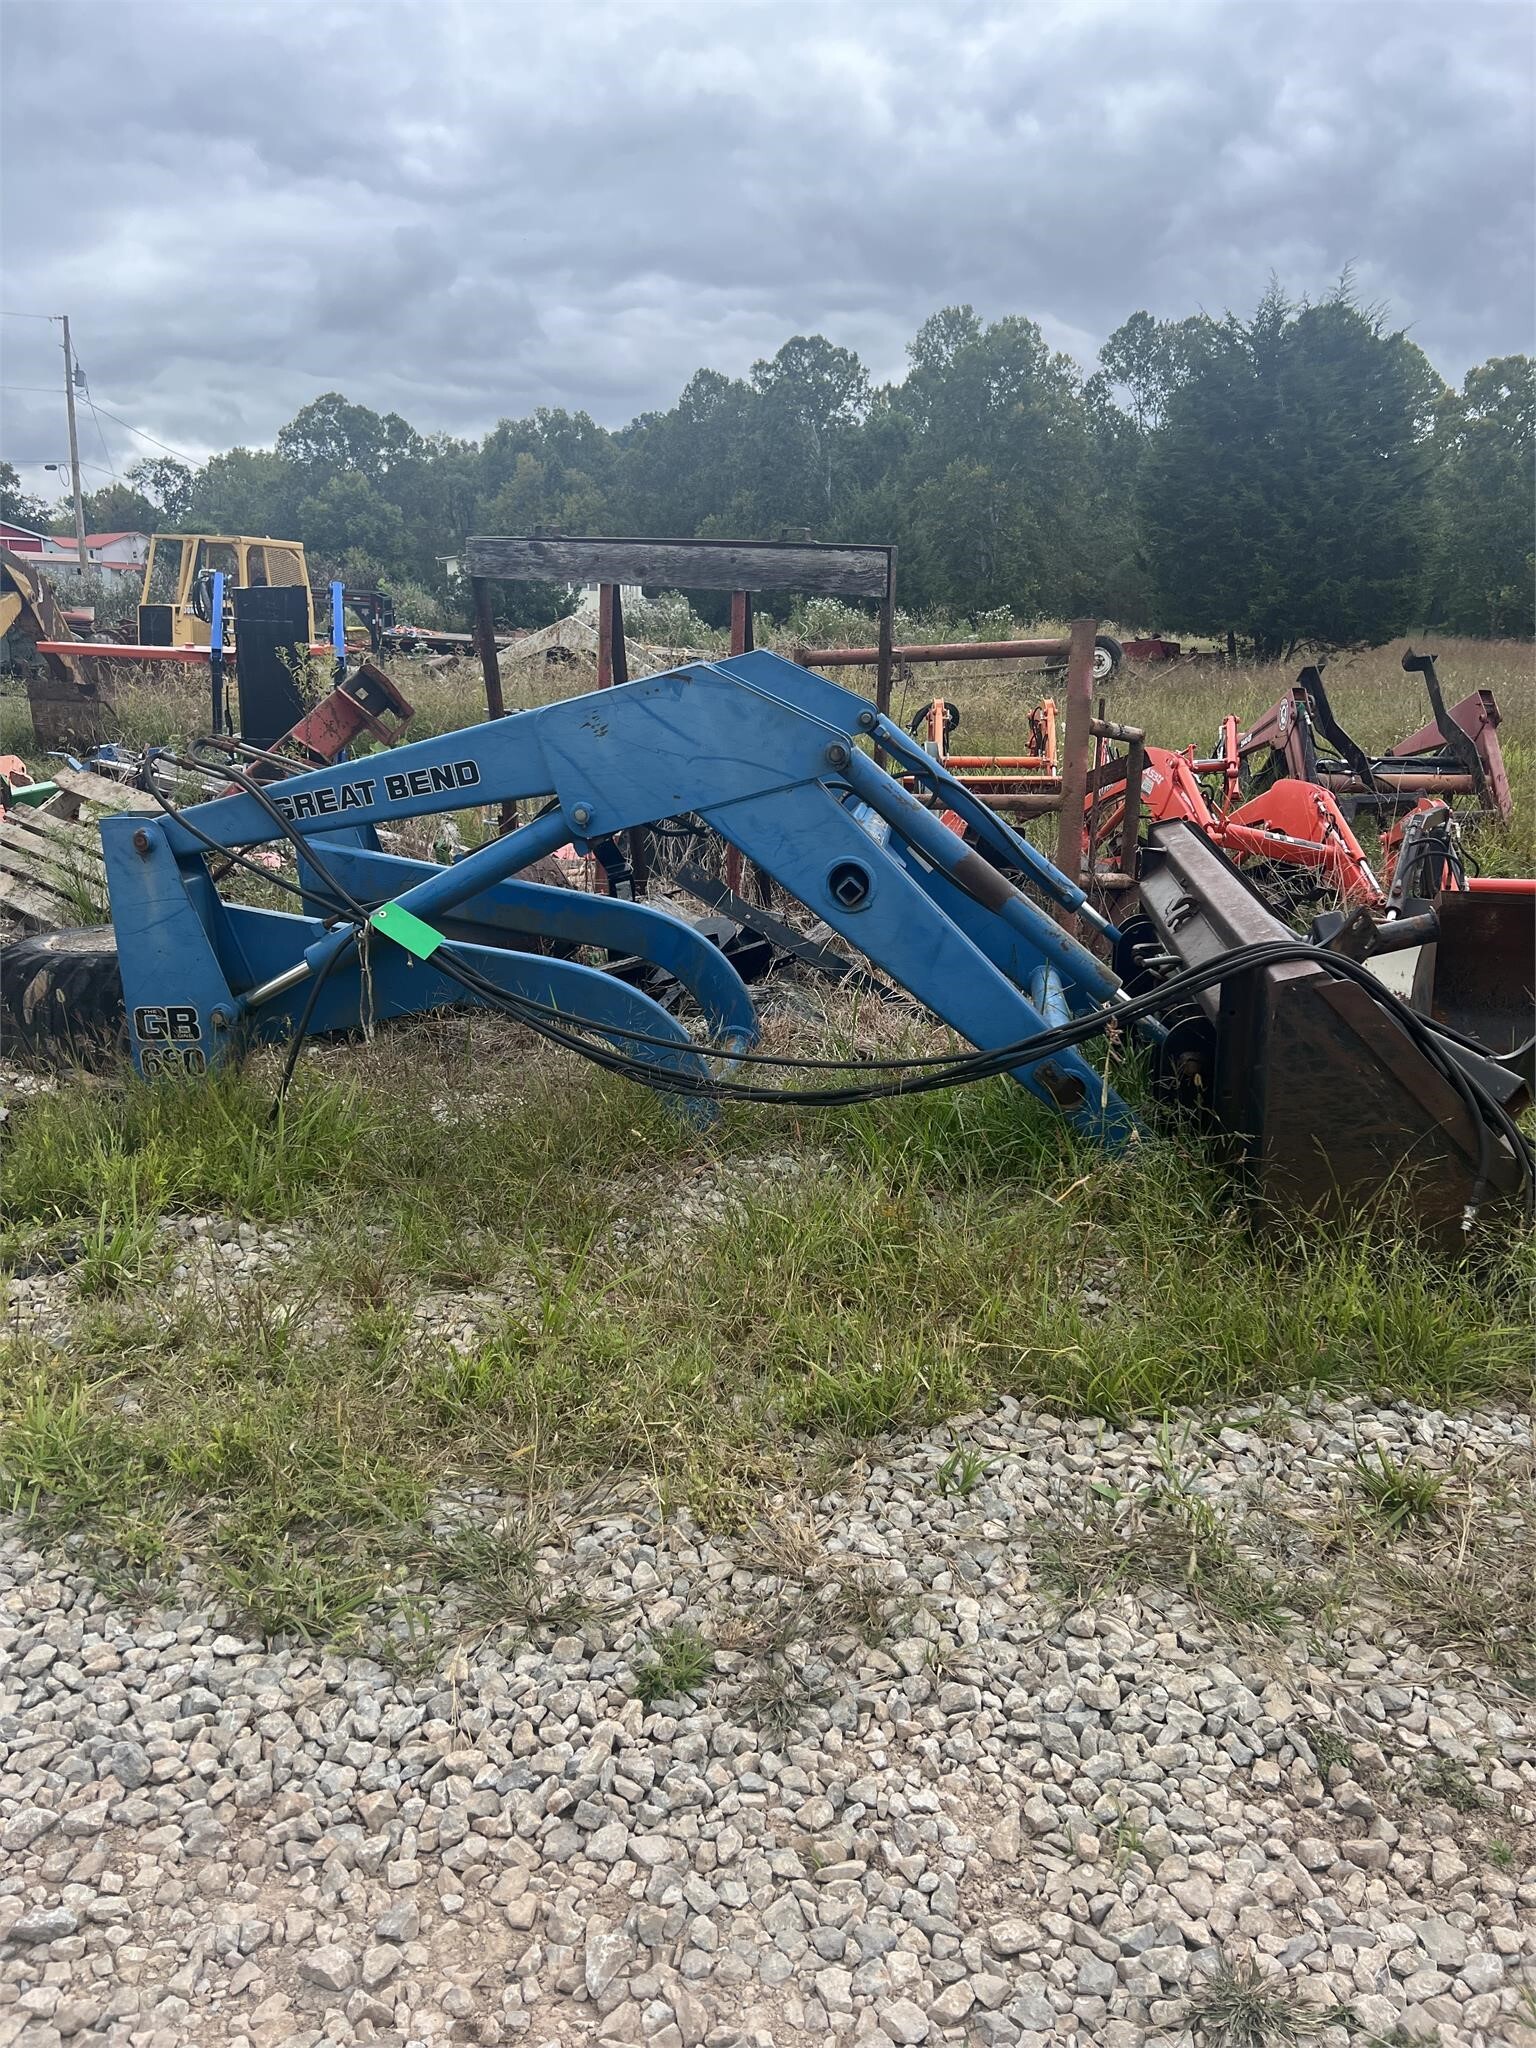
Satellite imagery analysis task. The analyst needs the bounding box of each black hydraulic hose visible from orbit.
[173,753,373,922]
[143,778,339,914]
[421,937,1533,1220]
[431,929,1522,1127]
[271,935,349,1110]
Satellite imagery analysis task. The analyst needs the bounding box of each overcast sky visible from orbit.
[2,0,1531,500]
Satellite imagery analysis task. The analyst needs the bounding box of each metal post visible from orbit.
[1054,618,1096,897]
[209,571,226,735]
[331,580,346,686]
[1087,699,1106,888]
[601,584,645,894]
[60,316,88,575]
[1118,733,1145,886]
[471,576,504,719]
[472,574,512,834]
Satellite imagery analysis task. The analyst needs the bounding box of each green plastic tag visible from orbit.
[369,902,444,961]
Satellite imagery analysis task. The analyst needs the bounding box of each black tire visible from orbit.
[1093,634,1123,683]
[0,926,127,1068]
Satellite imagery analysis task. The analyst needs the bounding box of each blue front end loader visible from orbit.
[6,650,1528,1239]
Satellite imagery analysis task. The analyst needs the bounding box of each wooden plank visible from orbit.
[6,805,108,858]
[464,535,893,599]
[0,869,78,930]
[49,767,159,813]
[0,822,108,888]
[0,847,78,913]
[0,835,107,903]
[0,835,79,893]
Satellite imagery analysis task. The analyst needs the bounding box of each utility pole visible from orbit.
[59,315,88,575]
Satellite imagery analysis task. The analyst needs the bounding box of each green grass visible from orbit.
[3,1044,1528,1643]
[1415,1757,1489,1813]
[1354,1444,1445,1535]
[1036,1481,1296,1636]
[634,1623,713,1706]
[935,1446,991,1498]
[433,1523,596,1639]
[1188,1956,1327,2046]
[1308,1727,1355,1776]
[0,633,1532,1642]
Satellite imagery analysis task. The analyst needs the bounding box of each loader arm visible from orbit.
[100,651,1137,1140]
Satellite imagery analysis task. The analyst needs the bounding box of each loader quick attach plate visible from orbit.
[1137,823,1527,1240]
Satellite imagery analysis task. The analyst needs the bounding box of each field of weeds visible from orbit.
[0,628,1531,1644]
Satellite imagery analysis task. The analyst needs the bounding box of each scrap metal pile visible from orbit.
[1,617,1529,1247]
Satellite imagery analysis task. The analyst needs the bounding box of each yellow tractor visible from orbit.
[138,534,314,649]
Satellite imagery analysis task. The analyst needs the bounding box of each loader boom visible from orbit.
[96,649,1529,1237]
[101,651,1136,1140]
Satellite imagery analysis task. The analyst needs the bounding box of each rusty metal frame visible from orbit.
[1136,821,1527,1239]
[1236,660,1512,824]
[793,622,1116,896]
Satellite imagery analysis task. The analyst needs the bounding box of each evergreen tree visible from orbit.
[1426,356,1535,637]
[1139,284,1444,655]
[890,306,1092,612]
[110,287,1524,642]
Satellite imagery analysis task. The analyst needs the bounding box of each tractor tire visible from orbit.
[1093,634,1124,683]
[0,925,127,1068]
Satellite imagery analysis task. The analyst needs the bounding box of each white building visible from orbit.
[35,530,151,577]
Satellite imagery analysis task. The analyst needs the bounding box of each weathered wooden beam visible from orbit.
[0,821,108,887]
[0,869,77,929]
[0,840,104,917]
[464,535,893,600]
[471,576,505,720]
[49,768,158,814]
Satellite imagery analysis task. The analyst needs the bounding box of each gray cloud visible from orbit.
[2,0,1531,495]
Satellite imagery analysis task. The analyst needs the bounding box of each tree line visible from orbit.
[3,282,1530,647]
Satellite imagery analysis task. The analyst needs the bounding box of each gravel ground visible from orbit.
[2,1395,1533,2048]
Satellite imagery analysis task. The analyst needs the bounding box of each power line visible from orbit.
[68,351,118,479]
[0,383,197,465]
[0,310,57,321]
[84,393,118,478]
[8,459,116,482]
[78,401,196,465]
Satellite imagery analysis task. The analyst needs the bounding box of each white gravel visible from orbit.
[1,1394,1533,2048]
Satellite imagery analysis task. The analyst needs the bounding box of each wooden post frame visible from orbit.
[472,576,504,720]
[465,534,897,887]
[465,531,896,710]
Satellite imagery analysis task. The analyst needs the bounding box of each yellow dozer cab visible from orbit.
[138,535,314,649]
